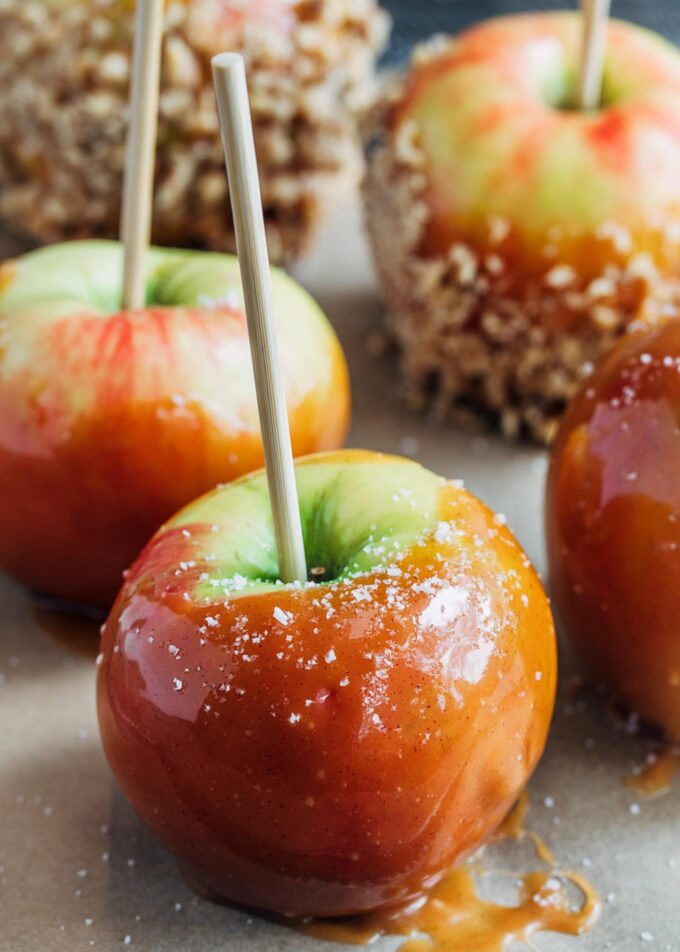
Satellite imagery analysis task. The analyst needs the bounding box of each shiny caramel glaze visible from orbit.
[547,319,680,740]
[98,452,556,918]
[304,794,600,951]
[626,747,680,798]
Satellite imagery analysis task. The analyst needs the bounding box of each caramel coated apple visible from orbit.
[363,13,680,441]
[0,242,349,607]
[98,450,556,918]
[547,320,680,738]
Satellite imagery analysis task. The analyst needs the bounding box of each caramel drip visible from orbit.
[302,795,600,952]
[492,792,556,867]
[626,747,680,798]
[493,790,529,841]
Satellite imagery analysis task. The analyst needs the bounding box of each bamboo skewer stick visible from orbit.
[578,0,612,110]
[211,52,307,585]
[120,0,164,310]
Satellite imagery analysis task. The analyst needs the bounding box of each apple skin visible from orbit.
[97,450,556,918]
[0,241,349,607]
[547,321,680,740]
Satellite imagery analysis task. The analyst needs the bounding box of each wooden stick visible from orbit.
[120,0,164,310]
[578,0,611,111]
[211,53,307,585]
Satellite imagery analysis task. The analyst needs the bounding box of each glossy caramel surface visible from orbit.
[98,473,556,918]
[547,319,680,739]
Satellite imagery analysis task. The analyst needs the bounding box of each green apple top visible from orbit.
[391,12,680,272]
[0,240,349,606]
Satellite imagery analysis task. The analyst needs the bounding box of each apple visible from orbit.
[363,13,680,442]
[547,319,680,740]
[0,240,349,607]
[97,449,557,918]
[0,0,389,262]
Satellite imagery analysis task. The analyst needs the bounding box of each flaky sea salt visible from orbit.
[273,606,293,625]
[545,264,576,288]
[434,521,455,544]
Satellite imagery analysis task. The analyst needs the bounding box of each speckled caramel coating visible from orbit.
[363,15,680,442]
[0,0,389,263]
[97,450,557,917]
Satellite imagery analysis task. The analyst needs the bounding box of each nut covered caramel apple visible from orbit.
[363,13,680,442]
[0,0,389,263]
[547,320,680,740]
[0,241,349,607]
[97,450,557,918]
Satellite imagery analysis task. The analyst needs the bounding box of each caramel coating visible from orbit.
[98,463,556,918]
[547,320,680,738]
[0,299,349,607]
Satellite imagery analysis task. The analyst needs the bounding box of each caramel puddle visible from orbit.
[626,747,680,798]
[303,795,600,952]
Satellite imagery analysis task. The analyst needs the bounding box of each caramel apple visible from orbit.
[0,241,349,607]
[97,450,557,918]
[362,13,680,442]
[547,319,680,739]
[0,0,389,263]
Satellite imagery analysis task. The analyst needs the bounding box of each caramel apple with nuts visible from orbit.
[363,13,680,441]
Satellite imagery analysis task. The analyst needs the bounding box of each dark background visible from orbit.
[380,1,680,63]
